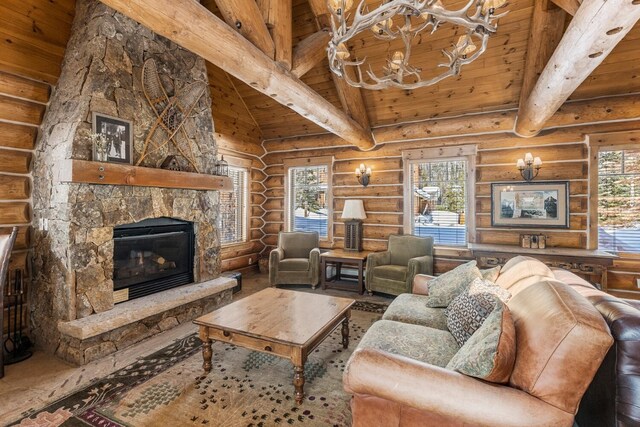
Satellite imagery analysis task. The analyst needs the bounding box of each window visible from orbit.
[219,166,248,245]
[285,158,332,240]
[403,146,476,246]
[597,148,640,253]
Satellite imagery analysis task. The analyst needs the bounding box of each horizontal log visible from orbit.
[334,224,403,239]
[263,211,284,222]
[476,214,587,230]
[264,188,284,198]
[262,222,283,234]
[215,134,265,157]
[0,175,29,200]
[221,240,263,259]
[0,149,31,174]
[606,271,640,291]
[261,234,277,246]
[250,229,265,240]
[250,217,264,229]
[251,193,266,205]
[477,162,587,182]
[0,226,29,249]
[221,253,259,272]
[264,175,284,189]
[334,158,403,174]
[251,181,264,193]
[478,144,587,165]
[0,202,30,223]
[0,71,50,103]
[333,185,402,198]
[476,230,586,248]
[334,198,403,212]
[590,129,640,147]
[476,196,587,214]
[434,258,471,275]
[333,212,403,226]
[251,168,267,182]
[0,94,45,125]
[251,205,266,217]
[0,121,37,150]
[334,171,402,187]
[476,180,589,197]
[545,94,640,130]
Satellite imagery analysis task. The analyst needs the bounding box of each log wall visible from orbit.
[260,117,640,299]
[206,62,266,272]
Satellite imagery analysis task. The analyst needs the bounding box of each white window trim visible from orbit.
[402,145,477,247]
[219,153,251,247]
[284,156,334,245]
[588,139,640,252]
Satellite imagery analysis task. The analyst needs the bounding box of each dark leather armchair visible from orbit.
[0,227,18,378]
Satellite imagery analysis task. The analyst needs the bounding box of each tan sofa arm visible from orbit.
[412,274,435,295]
[344,348,574,427]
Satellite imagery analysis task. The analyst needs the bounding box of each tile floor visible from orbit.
[0,271,392,424]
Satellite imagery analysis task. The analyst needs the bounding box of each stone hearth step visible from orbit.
[56,278,235,365]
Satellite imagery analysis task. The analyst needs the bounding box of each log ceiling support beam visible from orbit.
[518,0,566,115]
[515,0,640,137]
[257,0,293,70]
[550,0,581,16]
[211,0,275,58]
[99,0,375,150]
[307,0,371,132]
[291,30,332,78]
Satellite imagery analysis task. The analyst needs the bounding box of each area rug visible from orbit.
[16,301,386,427]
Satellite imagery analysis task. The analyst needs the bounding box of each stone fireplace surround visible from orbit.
[31,0,234,365]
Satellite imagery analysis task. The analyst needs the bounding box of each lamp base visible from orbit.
[344,219,363,251]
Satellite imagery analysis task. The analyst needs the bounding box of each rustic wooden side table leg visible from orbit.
[341,312,350,349]
[357,259,364,295]
[321,257,327,290]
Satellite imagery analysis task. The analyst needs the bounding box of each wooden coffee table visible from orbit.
[193,288,354,404]
[321,249,371,294]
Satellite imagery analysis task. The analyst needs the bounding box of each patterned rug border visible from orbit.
[14,299,388,425]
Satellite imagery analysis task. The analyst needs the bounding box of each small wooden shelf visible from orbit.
[57,159,233,191]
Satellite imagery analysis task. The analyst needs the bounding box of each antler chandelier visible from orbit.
[327,0,508,90]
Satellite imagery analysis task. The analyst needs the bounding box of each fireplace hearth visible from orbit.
[113,218,195,303]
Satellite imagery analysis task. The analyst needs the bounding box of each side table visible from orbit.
[320,249,371,294]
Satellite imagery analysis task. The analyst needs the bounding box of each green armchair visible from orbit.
[365,234,433,296]
[269,231,321,288]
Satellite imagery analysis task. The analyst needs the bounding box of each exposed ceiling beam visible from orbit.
[291,30,332,78]
[515,0,640,137]
[550,0,581,16]
[210,0,275,58]
[307,0,371,132]
[518,0,566,114]
[98,0,375,150]
[257,0,293,70]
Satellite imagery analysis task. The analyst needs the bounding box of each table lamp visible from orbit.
[341,199,366,251]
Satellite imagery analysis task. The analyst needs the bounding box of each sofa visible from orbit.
[342,256,637,426]
[365,234,433,296]
[269,231,321,288]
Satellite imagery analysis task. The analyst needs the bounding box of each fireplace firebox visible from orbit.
[113,218,195,303]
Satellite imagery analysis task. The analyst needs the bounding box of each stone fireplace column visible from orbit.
[31,0,221,356]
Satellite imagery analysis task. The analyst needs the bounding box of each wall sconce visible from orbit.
[355,163,371,187]
[516,152,542,181]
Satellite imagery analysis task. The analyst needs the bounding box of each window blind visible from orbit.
[289,165,329,238]
[410,159,467,246]
[598,149,640,253]
[219,166,247,245]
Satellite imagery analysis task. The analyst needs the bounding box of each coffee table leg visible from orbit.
[293,365,305,404]
[341,314,350,349]
[202,338,213,373]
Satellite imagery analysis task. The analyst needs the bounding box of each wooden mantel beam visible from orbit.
[550,0,581,16]
[515,0,640,137]
[211,0,275,59]
[99,0,375,150]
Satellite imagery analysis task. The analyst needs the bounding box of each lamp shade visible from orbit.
[341,199,367,220]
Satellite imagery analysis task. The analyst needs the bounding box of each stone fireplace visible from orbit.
[31,0,234,364]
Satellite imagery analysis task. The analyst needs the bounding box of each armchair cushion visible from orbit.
[373,265,407,282]
[278,258,310,272]
[382,294,448,330]
[425,261,482,308]
[388,234,433,266]
[279,231,319,259]
[357,320,459,367]
[446,296,516,383]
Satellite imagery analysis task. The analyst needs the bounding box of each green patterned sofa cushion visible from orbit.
[357,320,459,367]
[425,261,482,308]
[445,278,512,347]
[446,299,516,383]
[481,266,501,282]
[382,294,447,330]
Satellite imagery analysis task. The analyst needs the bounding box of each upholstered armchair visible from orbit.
[366,234,433,296]
[269,231,321,288]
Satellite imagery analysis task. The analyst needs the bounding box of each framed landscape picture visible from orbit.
[491,181,569,228]
[92,112,133,164]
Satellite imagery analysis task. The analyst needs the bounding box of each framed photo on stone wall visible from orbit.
[491,181,569,228]
[92,112,133,164]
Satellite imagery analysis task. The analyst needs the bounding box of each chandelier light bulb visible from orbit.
[533,157,542,167]
[525,152,534,163]
[329,0,354,15]
[390,51,405,70]
[481,0,507,15]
